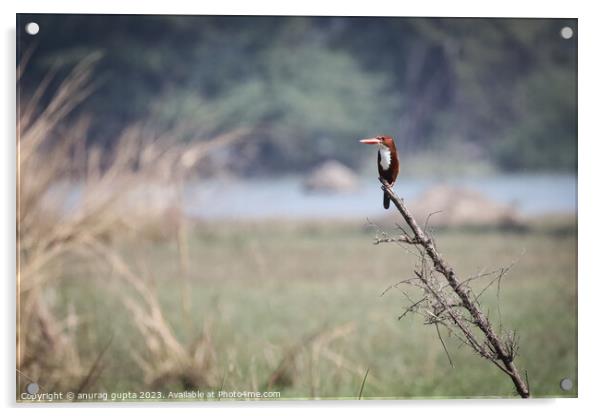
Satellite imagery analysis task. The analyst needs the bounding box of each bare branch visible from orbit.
[435,323,454,368]
[424,210,443,232]
[376,177,530,398]
[379,277,420,297]
[398,297,428,320]
[374,235,421,245]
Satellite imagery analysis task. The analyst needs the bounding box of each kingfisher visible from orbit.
[359,135,399,209]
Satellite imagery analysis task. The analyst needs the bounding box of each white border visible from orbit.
[2,0,584,17]
[2,1,601,415]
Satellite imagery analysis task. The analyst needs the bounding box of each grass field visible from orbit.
[46,217,577,400]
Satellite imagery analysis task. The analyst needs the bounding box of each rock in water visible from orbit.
[303,160,359,193]
[407,184,524,228]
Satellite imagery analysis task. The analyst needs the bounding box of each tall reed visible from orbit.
[17,57,242,395]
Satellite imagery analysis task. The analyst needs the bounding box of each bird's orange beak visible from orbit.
[359,137,381,145]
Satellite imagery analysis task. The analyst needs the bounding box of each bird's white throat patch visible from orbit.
[379,146,391,170]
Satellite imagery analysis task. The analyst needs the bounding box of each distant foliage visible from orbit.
[18,15,576,173]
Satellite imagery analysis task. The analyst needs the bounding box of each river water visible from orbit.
[183,174,577,220]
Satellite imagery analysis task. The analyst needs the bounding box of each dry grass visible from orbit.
[17,57,243,396]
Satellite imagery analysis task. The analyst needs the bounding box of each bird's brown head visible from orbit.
[359,135,396,150]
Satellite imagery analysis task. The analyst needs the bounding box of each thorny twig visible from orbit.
[375,177,530,398]
[435,323,454,368]
[366,219,422,259]
[374,235,421,245]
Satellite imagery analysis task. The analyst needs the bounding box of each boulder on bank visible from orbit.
[405,184,524,228]
[303,160,359,193]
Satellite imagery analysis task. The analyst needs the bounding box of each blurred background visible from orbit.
[17,15,576,400]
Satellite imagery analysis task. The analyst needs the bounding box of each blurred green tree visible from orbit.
[150,40,397,172]
[18,15,577,174]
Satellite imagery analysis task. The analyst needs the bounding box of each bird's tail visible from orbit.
[383,191,390,209]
